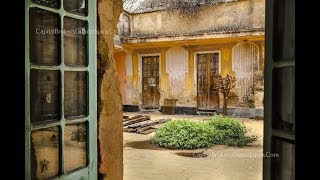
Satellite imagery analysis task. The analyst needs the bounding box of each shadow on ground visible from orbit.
[124,140,164,150]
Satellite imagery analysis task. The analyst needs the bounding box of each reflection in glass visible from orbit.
[273,0,295,61]
[31,127,60,179]
[272,67,295,133]
[32,0,60,9]
[64,71,88,118]
[272,139,295,180]
[64,0,87,16]
[29,8,60,65]
[64,123,87,171]
[30,70,61,123]
[64,17,87,66]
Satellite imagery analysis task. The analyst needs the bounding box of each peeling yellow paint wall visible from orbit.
[232,42,260,104]
[123,40,264,109]
[125,53,140,105]
[185,48,197,105]
[220,47,234,77]
[119,0,265,110]
[114,52,126,104]
[159,49,170,106]
[164,47,190,106]
[255,43,265,108]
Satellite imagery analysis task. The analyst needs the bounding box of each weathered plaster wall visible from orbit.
[118,0,265,111]
[114,52,127,104]
[164,47,190,106]
[254,43,265,108]
[97,0,123,179]
[124,53,139,105]
[123,40,264,109]
[126,53,140,105]
[232,41,260,105]
[130,0,264,37]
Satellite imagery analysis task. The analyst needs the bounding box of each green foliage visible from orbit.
[248,99,255,109]
[206,115,258,146]
[152,115,258,149]
[151,120,216,149]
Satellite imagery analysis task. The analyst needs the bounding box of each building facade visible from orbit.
[115,0,265,116]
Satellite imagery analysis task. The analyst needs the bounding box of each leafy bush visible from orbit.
[248,99,255,109]
[152,115,258,149]
[207,115,258,146]
[151,120,215,149]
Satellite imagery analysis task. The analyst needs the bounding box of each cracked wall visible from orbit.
[118,40,264,109]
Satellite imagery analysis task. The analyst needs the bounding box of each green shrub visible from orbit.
[151,120,215,149]
[152,115,258,149]
[248,99,255,109]
[207,115,258,146]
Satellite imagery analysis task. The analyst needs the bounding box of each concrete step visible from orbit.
[196,110,217,116]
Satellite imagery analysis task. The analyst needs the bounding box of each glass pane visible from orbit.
[272,139,295,180]
[272,67,295,133]
[31,127,60,179]
[29,8,60,65]
[64,0,87,16]
[64,71,88,118]
[30,70,61,123]
[64,17,87,66]
[64,122,87,171]
[32,0,60,9]
[273,0,295,61]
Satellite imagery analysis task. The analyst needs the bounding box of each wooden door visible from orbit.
[142,56,160,109]
[197,53,219,110]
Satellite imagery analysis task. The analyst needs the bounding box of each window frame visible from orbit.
[25,0,97,179]
[264,0,295,179]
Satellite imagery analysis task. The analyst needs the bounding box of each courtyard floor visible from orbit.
[123,111,263,180]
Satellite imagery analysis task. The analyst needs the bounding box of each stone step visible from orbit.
[196,110,217,116]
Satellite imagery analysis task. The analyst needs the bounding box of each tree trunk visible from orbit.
[223,96,228,116]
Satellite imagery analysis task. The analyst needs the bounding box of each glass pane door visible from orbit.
[25,0,97,179]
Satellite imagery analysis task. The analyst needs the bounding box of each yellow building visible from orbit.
[114,0,265,116]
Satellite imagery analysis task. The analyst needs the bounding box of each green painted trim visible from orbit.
[31,65,88,71]
[25,0,97,179]
[30,121,61,130]
[25,1,31,178]
[28,4,88,21]
[60,8,66,172]
[273,61,295,68]
[65,117,88,124]
[263,0,296,179]
[272,130,295,141]
[263,0,273,179]
[87,0,98,177]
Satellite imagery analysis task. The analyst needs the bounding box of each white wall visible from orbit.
[165,47,189,104]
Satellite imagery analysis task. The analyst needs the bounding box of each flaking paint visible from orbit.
[115,40,264,108]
